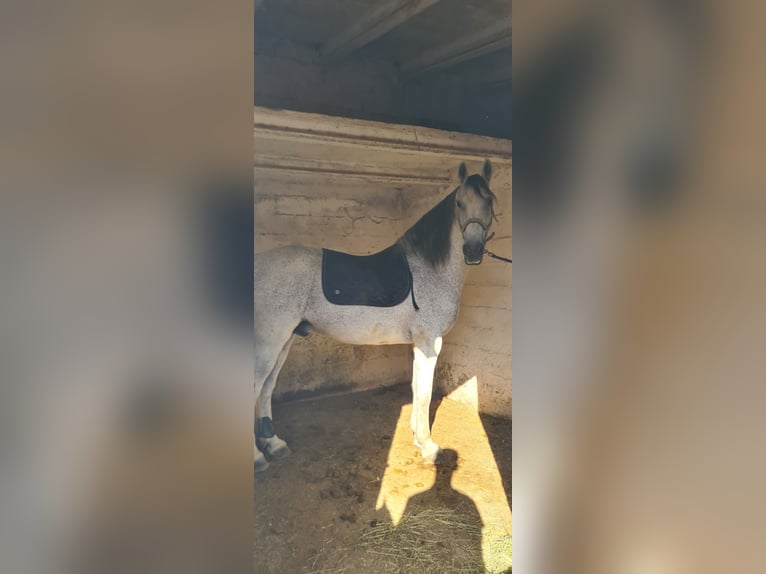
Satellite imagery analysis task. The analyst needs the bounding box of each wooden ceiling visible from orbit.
[254,0,511,139]
[254,0,511,85]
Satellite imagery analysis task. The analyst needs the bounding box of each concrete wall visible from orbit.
[254,107,512,416]
[437,165,512,417]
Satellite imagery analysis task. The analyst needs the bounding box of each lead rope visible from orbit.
[485,249,512,263]
[484,232,512,264]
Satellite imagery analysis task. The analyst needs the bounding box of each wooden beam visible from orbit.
[401,19,512,76]
[254,106,513,162]
[321,0,443,60]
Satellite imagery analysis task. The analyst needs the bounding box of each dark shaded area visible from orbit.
[480,413,513,510]
[255,385,403,574]
[254,1,511,139]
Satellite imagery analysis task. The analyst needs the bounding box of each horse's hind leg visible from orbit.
[254,333,292,472]
[256,336,294,460]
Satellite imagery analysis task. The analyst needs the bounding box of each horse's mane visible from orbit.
[398,176,496,268]
[398,189,457,268]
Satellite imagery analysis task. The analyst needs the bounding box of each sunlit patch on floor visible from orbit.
[254,383,511,573]
[376,378,512,572]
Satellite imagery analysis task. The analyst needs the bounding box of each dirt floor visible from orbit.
[254,383,512,573]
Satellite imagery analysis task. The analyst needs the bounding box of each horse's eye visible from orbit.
[456,200,464,209]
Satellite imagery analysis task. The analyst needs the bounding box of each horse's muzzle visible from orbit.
[463,243,484,265]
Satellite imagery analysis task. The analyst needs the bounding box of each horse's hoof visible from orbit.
[269,443,291,460]
[254,457,270,473]
[420,442,442,465]
[258,436,291,460]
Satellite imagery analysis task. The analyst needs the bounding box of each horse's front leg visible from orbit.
[411,334,443,464]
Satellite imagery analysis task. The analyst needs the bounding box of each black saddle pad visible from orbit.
[322,244,412,307]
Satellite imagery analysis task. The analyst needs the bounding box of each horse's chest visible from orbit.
[441,300,461,333]
[414,279,463,334]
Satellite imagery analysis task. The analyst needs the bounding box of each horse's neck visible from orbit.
[401,219,468,295]
[423,221,468,292]
[446,222,468,279]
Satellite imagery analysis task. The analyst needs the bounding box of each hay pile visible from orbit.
[359,508,484,573]
[307,503,511,573]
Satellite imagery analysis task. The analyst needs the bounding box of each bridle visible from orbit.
[458,217,512,264]
[457,193,511,264]
[459,217,492,237]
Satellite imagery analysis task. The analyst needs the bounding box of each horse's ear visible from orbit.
[458,162,468,184]
[483,159,493,182]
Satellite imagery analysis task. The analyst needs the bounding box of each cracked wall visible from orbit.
[254,108,511,417]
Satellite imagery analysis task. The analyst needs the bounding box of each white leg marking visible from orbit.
[411,336,443,463]
[410,355,419,434]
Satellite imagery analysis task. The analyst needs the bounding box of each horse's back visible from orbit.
[255,244,320,272]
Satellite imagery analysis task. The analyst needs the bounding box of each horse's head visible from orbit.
[456,159,497,265]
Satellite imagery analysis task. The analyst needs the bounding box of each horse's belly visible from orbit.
[314,319,411,346]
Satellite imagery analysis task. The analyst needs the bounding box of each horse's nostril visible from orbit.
[463,244,483,261]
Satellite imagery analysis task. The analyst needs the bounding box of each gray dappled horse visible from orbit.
[254,160,497,472]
